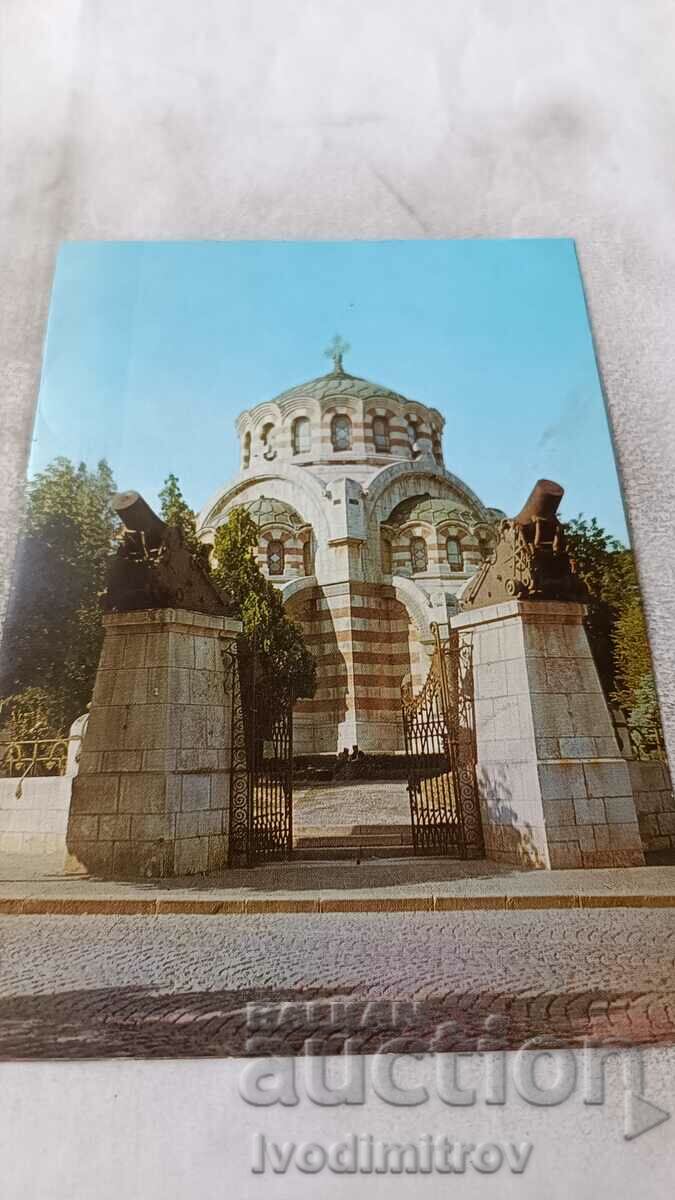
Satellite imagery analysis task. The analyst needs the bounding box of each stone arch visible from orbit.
[366,460,489,519]
[363,462,490,568]
[277,393,322,422]
[197,466,331,549]
[389,575,437,699]
[279,574,318,605]
[390,574,435,642]
[284,584,347,755]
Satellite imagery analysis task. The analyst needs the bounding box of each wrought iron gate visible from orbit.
[247,702,293,864]
[227,644,294,866]
[401,626,483,858]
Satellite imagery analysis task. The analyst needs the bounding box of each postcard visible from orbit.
[0,239,672,1180]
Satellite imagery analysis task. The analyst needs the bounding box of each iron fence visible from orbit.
[0,737,69,779]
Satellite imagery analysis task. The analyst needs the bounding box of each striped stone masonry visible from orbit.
[451,600,646,870]
[65,608,242,879]
[290,581,426,753]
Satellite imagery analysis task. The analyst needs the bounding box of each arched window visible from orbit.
[292,416,311,455]
[410,536,428,574]
[242,431,251,469]
[446,537,463,572]
[261,423,276,461]
[331,414,352,452]
[406,415,420,457]
[303,539,314,576]
[267,539,284,576]
[372,415,390,452]
[432,428,443,465]
[381,537,393,575]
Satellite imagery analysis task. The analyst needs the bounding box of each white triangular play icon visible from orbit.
[624,1093,671,1140]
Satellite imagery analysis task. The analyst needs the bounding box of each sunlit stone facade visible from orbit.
[197,351,502,753]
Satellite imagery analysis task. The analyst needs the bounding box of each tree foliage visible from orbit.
[158,472,209,566]
[0,458,118,736]
[564,515,662,755]
[210,506,317,715]
[0,466,316,743]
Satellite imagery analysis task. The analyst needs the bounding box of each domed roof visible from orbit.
[240,496,306,529]
[267,336,434,413]
[386,494,496,529]
[272,365,412,410]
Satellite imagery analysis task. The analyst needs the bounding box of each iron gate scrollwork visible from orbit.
[227,641,293,867]
[401,625,483,858]
[247,698,293,864]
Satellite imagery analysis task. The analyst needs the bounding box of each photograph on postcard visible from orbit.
[0,239,672,1060]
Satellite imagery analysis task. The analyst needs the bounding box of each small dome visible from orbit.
[386,494,489,528]
[240,496,306,529]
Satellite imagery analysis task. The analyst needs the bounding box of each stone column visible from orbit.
[450,600,645,869]
[65,608,242,878]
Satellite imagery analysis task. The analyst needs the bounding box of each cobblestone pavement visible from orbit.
[1,909,675,1058]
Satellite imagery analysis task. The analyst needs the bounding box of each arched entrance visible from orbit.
[227,624,483,866]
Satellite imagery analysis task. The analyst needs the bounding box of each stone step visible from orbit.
[293,835,410,854]
[291,845,417,862]
[293,824,412,846]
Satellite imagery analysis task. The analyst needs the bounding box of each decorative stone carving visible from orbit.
[460,480,587,609]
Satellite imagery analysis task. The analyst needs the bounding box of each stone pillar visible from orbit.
[65,608,242,878]
[626,760,675,853]
[450,600,645,870]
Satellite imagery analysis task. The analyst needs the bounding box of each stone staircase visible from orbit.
[292,822,414,861]
[291,777,415,861]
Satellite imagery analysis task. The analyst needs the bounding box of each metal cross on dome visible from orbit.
[324,334,350,373]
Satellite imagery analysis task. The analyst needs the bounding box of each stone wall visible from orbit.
[66,608,241,878]
[0,776,72,856]
[0,713,87,859]
[629,759,675,851]
[451,600,645,870]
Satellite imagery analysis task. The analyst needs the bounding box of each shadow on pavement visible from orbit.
[0,982,673,1059]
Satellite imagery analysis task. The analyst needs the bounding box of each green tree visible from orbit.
[564,516,631,695]
[210,506,317,722]
[564,514,662,755]
[625,671,663,759]
[158,473,208,564]
[0,457,118,736]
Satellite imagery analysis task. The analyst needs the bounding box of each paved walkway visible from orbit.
[294,778,410,827]
[1,907,675,1057]
[1,854,675,913]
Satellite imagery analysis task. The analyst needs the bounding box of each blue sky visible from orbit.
[32,239,629,540]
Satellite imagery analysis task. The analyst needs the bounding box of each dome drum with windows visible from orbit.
[198,342,503,754]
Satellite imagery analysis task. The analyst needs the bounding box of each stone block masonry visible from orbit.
[629,759,675,851]
[65,608,241,879]
[0,777,72,856]
[451,600,645,870]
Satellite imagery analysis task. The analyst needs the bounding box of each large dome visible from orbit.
[234,350,446,475]
[270,365,414,412]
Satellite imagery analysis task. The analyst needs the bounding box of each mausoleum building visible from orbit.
[197,344,503,754]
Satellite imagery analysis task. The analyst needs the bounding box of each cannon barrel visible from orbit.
[112,491,167,548]
[513,479,564,526]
